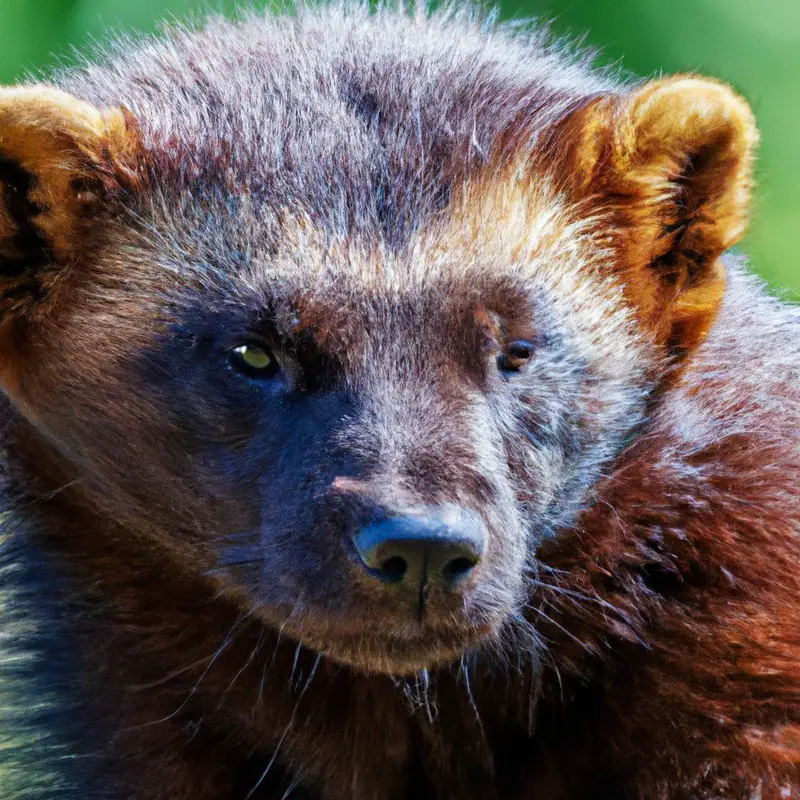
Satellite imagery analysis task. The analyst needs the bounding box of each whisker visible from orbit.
[205,531,260,544]
[525,574,649,649]
[526,573,628,615]
[419,668,435,724]
[280,773,303,800]
[245,653,322,800]
[126,609,253,730]
[260,601,302,704]
[220,624,266,707]
[204,559,262,577]
[129,655,215,692]
[525,604,592,653]
[460,655,486,743]
[43,477,87,501]
[289,641,303,690]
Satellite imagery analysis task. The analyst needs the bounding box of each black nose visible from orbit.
[352,508,486,590]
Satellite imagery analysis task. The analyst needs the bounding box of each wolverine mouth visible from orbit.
[285,619,502,675]
[212,565,508,674]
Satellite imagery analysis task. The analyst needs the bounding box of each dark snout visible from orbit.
[353,507,486,591]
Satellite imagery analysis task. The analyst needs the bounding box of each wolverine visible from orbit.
[0,3,797,798]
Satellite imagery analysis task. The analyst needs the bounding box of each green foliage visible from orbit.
[1,0,797,294]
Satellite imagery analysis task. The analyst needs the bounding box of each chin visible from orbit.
[243,566,520,675]
[285,616,506,676]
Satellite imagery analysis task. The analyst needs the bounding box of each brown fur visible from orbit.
[0,5,797,799]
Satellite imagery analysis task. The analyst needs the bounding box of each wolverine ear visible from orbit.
[561,76,758,354]
[0,86,137,317]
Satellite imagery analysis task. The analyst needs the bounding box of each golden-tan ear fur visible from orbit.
[0,86,138,309]
[561,76,758,355]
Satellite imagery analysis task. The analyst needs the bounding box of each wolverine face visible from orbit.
[0,33,754,673]
[146,266,552,673]
[11,196,649,674]
[157,275,535,673]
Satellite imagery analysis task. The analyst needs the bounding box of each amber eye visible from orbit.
[497,340,535,373]
[228,344,278,378]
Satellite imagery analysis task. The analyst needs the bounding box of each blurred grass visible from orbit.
[0,0,797,295]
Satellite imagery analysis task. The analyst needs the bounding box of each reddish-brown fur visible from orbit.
[0,5,797,799]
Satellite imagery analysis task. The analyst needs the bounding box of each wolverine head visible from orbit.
[0,9,755,674]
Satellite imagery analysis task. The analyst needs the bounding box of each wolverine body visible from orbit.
[0,5,797,798]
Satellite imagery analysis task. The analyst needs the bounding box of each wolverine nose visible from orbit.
[352,509,486,590]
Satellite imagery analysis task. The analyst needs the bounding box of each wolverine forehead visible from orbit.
[223,157,588,292]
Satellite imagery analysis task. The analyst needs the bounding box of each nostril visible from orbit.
[352,509,486,590]
[379,556,408,583]
[441,555,478,585]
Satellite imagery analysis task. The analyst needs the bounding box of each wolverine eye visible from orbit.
[228,344,278,378]
[497,340,535,373]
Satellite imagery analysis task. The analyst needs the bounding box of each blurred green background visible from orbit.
[1,0,797,295]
